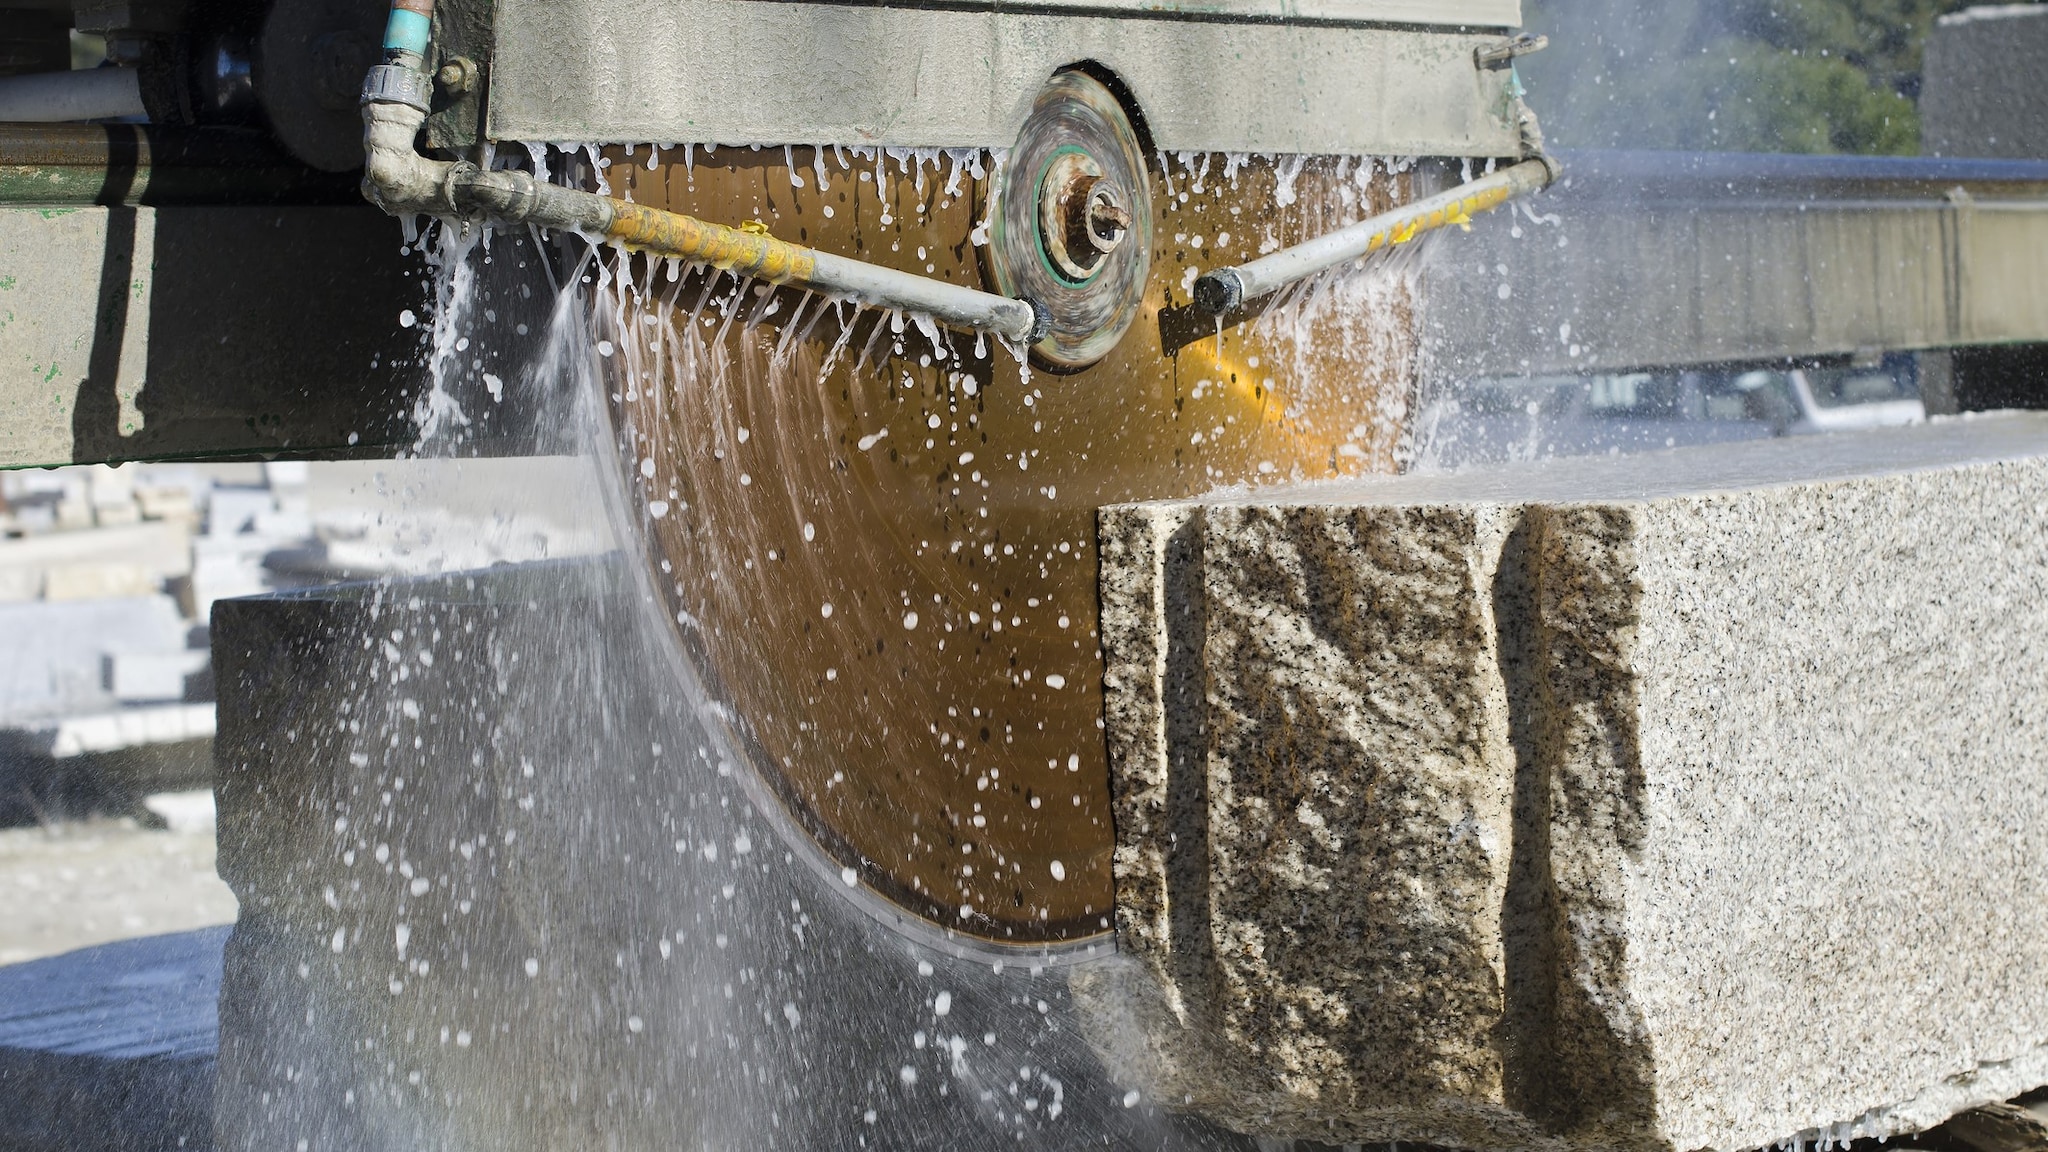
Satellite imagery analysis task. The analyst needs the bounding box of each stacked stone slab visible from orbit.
[1079,414,2048,1151]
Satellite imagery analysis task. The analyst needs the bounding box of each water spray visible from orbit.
[360,0,1047,343]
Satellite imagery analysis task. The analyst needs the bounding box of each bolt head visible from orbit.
[436,56,478,94]
[1038,151,1135,284]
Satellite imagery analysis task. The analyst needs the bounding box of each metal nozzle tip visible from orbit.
[1025,298,1054,344]
[1193,270,1243,317]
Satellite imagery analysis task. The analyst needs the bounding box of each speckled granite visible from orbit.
[1083,414,2048,1151]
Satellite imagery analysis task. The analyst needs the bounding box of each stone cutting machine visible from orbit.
[2,0,1554,950]
[358,0,1553,951]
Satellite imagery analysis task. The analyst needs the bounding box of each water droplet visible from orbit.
[1050,860,1066,881]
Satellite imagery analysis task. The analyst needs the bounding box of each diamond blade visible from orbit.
[600,118,1420,947]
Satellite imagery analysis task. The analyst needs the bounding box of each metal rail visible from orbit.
[0,68,144,123]
[0,124,360,205]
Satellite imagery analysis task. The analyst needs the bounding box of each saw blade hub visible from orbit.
[1040,148,1131,283]
[987,71,1152,370]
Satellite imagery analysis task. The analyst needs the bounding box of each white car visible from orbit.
[1782,363,1927,433]
[1412,358,1927,469]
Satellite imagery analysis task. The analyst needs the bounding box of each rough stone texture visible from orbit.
[1081,414,2048,1151]
[1088,500,1536,1149]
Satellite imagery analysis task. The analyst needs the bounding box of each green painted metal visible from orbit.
[0,124,359,207]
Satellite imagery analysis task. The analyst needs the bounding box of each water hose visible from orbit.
[1193,155,1561,316]
[359,0,1046,343]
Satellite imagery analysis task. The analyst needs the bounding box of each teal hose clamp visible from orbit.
[383,7,432,58]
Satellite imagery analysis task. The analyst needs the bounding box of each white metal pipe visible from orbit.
[1194,157,1558,314]
[0,68,145,124]
[808,250,1042,342]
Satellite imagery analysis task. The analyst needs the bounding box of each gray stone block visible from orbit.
[0,928,225,1152]
[1082,414,2048,1151]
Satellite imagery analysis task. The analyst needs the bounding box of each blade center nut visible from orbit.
[1040,151,1129,283]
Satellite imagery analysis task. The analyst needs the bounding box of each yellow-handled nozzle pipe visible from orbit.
[606,201,818,283]
[602,200,1045,341]
[359,0,1045,344]
[1193,156,1559,315]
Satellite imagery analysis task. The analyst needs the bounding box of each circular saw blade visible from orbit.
[600,111,1421,948]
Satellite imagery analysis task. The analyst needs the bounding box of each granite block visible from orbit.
[1083,414,2048,1150]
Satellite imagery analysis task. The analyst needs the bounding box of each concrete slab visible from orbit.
[1085,413,2048,1150]
[491,0,1522,154]
[0,205,556,468]
[1419,152,2048,381]
[0,595,187,723]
